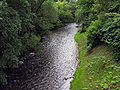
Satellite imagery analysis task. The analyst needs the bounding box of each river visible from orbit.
[2,23,79,90]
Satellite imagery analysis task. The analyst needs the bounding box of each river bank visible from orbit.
[71,32,120,90]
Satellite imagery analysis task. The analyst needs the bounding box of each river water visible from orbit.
[2,23,79,90]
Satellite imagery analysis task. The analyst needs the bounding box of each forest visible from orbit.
[0,0,120,90]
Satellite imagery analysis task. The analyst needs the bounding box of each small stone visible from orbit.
[31,88,34,90]
[29,52,35,56]
[19,61,24,65]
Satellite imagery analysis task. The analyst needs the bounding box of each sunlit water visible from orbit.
[2,23,79,90]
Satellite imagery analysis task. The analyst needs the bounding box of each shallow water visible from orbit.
[3,23,79,90]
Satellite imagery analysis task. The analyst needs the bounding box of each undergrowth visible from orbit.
[70,32,120,90]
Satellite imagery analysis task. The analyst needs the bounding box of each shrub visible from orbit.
[87,13,120,59]
[0,1,21,68]
[87,19,103,49]
[21,33,41,52]
[0,1,22,84]
[101,13,120,48]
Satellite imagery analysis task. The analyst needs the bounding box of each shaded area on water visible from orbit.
[1,23,79,90]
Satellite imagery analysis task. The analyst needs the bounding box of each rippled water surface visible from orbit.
[3,23,79,90]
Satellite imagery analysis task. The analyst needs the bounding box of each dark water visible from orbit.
[3,23,79,90]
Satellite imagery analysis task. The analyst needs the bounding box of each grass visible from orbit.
[70,32,120,90]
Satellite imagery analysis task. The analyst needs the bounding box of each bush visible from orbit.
[0,1,22,84]
[87,13,120,59]
[87,19,103,49]
[0,1,21,69]
[21,33,41,52]
[101,13,120,48]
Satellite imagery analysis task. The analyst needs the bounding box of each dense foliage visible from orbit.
[87,13,120,58]
[0,0,75,84]
[73,0,120,89]
[75,0,94,32]
[37,0,60,30]
[0,2,22,84]
[75,0,120,59]
[56,1,75,23]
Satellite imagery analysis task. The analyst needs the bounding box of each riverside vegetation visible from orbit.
[0,0,76,85]
[0,0,120,89]
[71,0,120,90]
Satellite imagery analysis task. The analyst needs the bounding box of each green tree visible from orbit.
[56,1,75,23]
[75,0,94,32]
[36,0,60,30]
[0,1,22,84]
